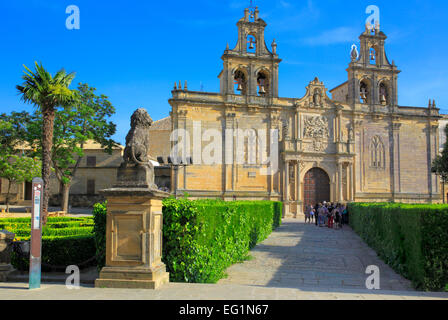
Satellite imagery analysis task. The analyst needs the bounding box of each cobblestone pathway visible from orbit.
[218,218,414,291]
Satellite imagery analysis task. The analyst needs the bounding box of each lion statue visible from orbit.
[123,108,153,165]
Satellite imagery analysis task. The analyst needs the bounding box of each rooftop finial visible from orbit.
[271,39,277,54]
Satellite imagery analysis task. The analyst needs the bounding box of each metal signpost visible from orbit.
[29,177,43,289]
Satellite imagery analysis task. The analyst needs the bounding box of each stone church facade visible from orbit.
[167,7,444,217]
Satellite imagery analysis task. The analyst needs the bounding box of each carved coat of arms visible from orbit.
[303,116,330,152]
[303,116,330,139]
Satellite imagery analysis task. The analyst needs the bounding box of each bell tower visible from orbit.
[347,24,400,110]
[219,6,281,98]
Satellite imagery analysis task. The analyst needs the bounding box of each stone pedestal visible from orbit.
[95,188,170,289]
[0,230,15,282]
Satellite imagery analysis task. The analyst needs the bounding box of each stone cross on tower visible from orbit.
[249,0,256,15]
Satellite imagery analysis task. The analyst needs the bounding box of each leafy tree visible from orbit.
[0,112,32,155]
[26,83,117,212]
[432,125,448,203]
[16,62,76,224]
[0,112,40,212]
[0,154,41,212]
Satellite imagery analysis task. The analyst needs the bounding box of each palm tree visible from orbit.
[17,62,76,224]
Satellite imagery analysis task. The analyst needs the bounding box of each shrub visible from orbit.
[93,202,107,271]
[349,203,448,291]
[1,216,96,271]
[162,198,282,283]
[12,235,96,272]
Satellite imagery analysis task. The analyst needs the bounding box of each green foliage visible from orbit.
[93,202,107,271]
[11,235,96,272]
[162,198,282,283]
[23,83,117,210]
[348,203,448,291]
[0,111,33,156]
[16,62,76,110]
[432,125,448,184]
[0,154,41,184]
[1,216,95,271]
[0,216,94,241]
[0,154,41,211]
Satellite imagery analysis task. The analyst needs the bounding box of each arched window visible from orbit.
[379,82,389,105]
[247,35,256,53]
[369,47,377,65]
[234,69,247,95]
[370,136,385,168]
[257,71,269,96]
[360,80,370,104]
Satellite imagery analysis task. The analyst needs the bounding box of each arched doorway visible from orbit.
[303,168,330,209]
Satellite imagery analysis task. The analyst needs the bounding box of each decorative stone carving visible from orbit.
[298,77,328,109]
[313,140,326,152]
[95,109,170,290]
[283,119,291,140]
[303,116,330,139]
[350,44,359,61]
[348,124,355,142]
[117,108,157,190]
[303,116,330,152]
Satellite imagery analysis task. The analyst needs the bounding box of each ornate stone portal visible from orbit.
[95,108,170,289]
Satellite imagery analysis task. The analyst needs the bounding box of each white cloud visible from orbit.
[280,1,292,9]
[302,27,358,46]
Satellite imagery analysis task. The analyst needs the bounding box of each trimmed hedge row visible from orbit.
[162,198,282,283]
[1,216,96,271]
[348,203,448,291]
[12,226,94,238]
[93,202,107,272]
[11,235,96,271]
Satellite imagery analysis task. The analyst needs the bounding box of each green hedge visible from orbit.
[162,198,282,283]
[93,202,107,272]
[348,202,448,291]
[1,216,96,271]
[11,235,96,272]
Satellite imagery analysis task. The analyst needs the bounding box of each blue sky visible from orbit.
[1,0,447,144]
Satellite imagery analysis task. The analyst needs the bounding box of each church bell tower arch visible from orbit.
[218,6,281,98]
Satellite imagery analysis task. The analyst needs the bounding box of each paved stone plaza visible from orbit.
[219,218,413,291]
[1,218,448,300]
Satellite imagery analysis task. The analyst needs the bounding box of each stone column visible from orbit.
[270,113,281,194]
[283,160,290,218]
[391,122,401,197]
[349,163,354,201]
[296,161,302,215]
[338,162,343,202]
[0,230,15,281]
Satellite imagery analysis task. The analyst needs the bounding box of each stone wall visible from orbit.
[49,194,106,208]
